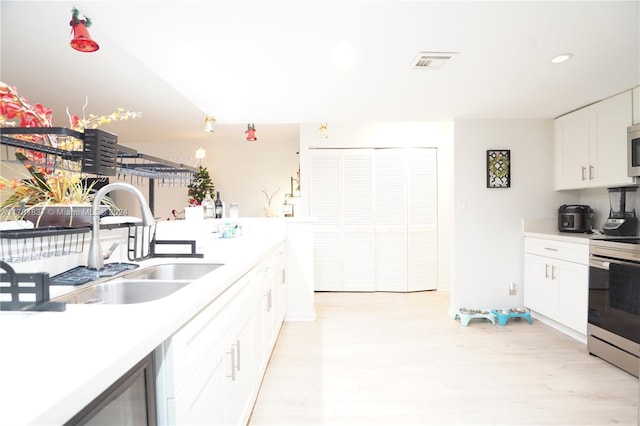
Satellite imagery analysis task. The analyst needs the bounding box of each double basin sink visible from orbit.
[53,263,224,305]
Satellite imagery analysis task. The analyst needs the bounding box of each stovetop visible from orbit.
[591,236,640,245]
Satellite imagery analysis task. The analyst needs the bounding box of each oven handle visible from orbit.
[589,256,638,270]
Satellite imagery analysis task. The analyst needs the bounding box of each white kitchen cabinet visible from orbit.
[310,148,437,292]
[554,90,634,190]
[257,244,287,374]
[633,87,639,125]
[523,237,589,337]
[156,243,287,426]
[223,315,257,426]
[523,253,559,319]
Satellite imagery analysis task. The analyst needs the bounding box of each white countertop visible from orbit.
[0,229,287,425]
[522,217,603,244]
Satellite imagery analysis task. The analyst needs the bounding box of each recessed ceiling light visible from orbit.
[550,53,573,64]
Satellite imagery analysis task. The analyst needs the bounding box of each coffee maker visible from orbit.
[602,186,638,236]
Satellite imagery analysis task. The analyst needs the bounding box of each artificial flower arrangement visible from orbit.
[0,82,141,226]
[0,151,118,226]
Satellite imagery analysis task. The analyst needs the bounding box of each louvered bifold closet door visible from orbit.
[309,150,342,291]
[407,148,438,291]
[374,149,408,292]
[342,150,375,292]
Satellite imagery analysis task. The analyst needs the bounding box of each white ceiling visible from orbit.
[1,1,639,146]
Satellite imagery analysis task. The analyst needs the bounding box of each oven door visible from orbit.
[588,255,640,345]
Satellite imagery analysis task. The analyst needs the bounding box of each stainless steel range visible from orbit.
[588,238,640,377]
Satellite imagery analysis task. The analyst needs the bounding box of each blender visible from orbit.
[602,186,638,236]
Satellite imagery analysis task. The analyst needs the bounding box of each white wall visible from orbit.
[115,124,300,219]
[298,121,454,291]
[452,119,576,313]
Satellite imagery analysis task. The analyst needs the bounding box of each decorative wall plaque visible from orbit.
[487,149,510,188]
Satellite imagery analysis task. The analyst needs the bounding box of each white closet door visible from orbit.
[342,150,375,291]
[374,149,407,292]
[309,147,438,293]
[407,148,437,291]
[310,150,342,291]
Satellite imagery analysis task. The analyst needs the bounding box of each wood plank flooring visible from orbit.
[249,291,639,425]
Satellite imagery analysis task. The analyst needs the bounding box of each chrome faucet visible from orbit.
[87,182,155,270]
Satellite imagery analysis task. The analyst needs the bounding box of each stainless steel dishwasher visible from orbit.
[65,353,157,426]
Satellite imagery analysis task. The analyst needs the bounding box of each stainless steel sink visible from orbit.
[55,279,191,304]
[123,263,224,281]
[53,262,224,305]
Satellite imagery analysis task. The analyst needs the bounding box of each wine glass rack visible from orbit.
[1,126,198,217]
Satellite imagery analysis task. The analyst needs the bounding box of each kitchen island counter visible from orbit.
[0,220,301,425]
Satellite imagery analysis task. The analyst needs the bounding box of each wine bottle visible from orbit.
[203,190,215,219]
[215,191,223,219]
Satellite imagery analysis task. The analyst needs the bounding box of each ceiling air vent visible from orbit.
[411,52,457,70]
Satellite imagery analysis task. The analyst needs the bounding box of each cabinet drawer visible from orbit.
[524,237,588,264]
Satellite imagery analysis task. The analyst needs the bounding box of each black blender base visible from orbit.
[603,219,638,236]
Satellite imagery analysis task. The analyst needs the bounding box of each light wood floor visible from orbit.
[249,291,639,425]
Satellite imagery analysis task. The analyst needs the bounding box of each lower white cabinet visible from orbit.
[523,237,589,336]
[155,243,287,425]
[256,244,287,378]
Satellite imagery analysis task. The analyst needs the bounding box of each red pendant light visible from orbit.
[69,8,99,53]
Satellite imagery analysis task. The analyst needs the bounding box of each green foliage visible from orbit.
[187,165,214,205]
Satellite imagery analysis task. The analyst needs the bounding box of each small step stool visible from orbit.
[455,309,496,327]
[491,309,532,326]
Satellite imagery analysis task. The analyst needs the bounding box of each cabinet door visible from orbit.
[523,254,558,318]
[223,316,256,426]
[591,91,634,187]
[633,87,640,125]
[556,260,588,334]
[271,250,287,331]
[554,108,590,190]
[172,350,225,425]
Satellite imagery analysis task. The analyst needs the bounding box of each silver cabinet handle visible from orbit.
[234,340,241,372]
[544,247,558,252]
[545,264,550,279]
[581,166,586,181]
[551,265,556,280]
[227,346,236,381]
[589,165,594,180]
[265,289,272,312]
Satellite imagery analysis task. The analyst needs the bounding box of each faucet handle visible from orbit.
[102,242,119,260]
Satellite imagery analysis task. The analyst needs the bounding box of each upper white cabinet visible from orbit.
[309,147,437,292]
[633,87,640,125]
[554,90,634,190]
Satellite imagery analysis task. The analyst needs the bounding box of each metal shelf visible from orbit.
[1,126,198,217]
[1,127,198,179]
[115,146,197,180]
